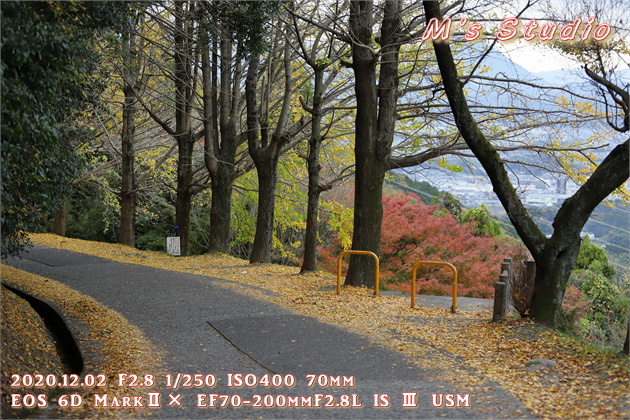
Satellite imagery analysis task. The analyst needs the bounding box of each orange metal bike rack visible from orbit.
[411,261,458,313]
[336,250,380,296]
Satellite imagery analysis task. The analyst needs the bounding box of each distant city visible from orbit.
[403,162,629,272]
[420,165,578,209]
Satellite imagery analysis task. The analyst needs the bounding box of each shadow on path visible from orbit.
[5,245,531,419]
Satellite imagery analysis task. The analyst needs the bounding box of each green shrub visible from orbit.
[575,236,616,279]
[64,181,118,243]
[562,269,629,351]
[136,230,167,252]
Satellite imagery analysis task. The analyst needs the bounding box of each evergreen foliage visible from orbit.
[461,204,504,238]
[575,236,616,279]
[0,1,131,256]
[562,238,628,350]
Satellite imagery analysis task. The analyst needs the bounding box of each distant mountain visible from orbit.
[534,66,630,89]
[458,45,626,148]
[476,45,629,98]
[532,67,586,85]
[474,47,534,80]
[462,47,576,111]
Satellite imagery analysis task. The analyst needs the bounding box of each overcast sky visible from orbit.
[487,0,629,73]
[496,41,582,73]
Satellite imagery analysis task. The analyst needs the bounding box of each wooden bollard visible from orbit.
[521,259,536,309]
[493,269,509,322]
[493,281,506,322]
[502,258,513,280]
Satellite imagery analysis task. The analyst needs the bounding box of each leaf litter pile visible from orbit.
[1,284,66,418]
[1,264,165,419]
[6,233,630,419]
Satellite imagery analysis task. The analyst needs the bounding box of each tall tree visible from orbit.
[171,0,199,256]
[246,25,306,263]
[290,1,542,275]
[137,1,206,256]
[344,0,403,287]
[423,0,629,326]
[291,4,354,272]
[200,2,250,254]
[338,0,612,289]
[118,13,147,247]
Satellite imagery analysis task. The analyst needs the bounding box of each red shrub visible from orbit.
[320,193,528,298]
[562,285,590,321]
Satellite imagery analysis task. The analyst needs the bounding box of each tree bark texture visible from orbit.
[301,173,322,272]
[246,32,293,264]
[301,64,326,272]
[249,158,279,263]
[345,0,401,288]
[423,0,629,326]
[208,166,234,254]
[53,197,67,237]
[119,84,137,247]
[172,1,196,256]
[205,29,242,254]
[175,137,194,256]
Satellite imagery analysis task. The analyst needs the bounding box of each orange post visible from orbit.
[336,250,380,296]
[411,261,458,313]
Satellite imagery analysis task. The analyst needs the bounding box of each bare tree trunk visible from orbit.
[209,167,234,254]
[172,0,196,256]
[301,176,321,271]
[246,33,296,264]
[345,0,401,288]
[119,84,137,246]
[53,197,67,236]
[529,235,581,323]
[174,137,194,256]
[249,156,279,263]
[295,22,347,272]
[300,65,326,272]
[204,25,242,254]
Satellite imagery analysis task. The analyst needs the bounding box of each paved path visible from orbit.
[5,246,529,419]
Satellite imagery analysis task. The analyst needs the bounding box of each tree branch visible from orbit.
[423,0,547,258]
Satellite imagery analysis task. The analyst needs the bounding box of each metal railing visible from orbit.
[336,250,380,296]
[410,261,458,313]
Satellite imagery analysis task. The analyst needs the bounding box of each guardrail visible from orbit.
[410,261,458,313]
[336,250,380,296]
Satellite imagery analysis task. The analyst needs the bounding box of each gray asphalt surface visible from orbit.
[4,245,530,419]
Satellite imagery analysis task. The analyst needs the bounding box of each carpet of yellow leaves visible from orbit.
[1,286,66,418]
[26,234,630,419]
[1,264,164,419]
